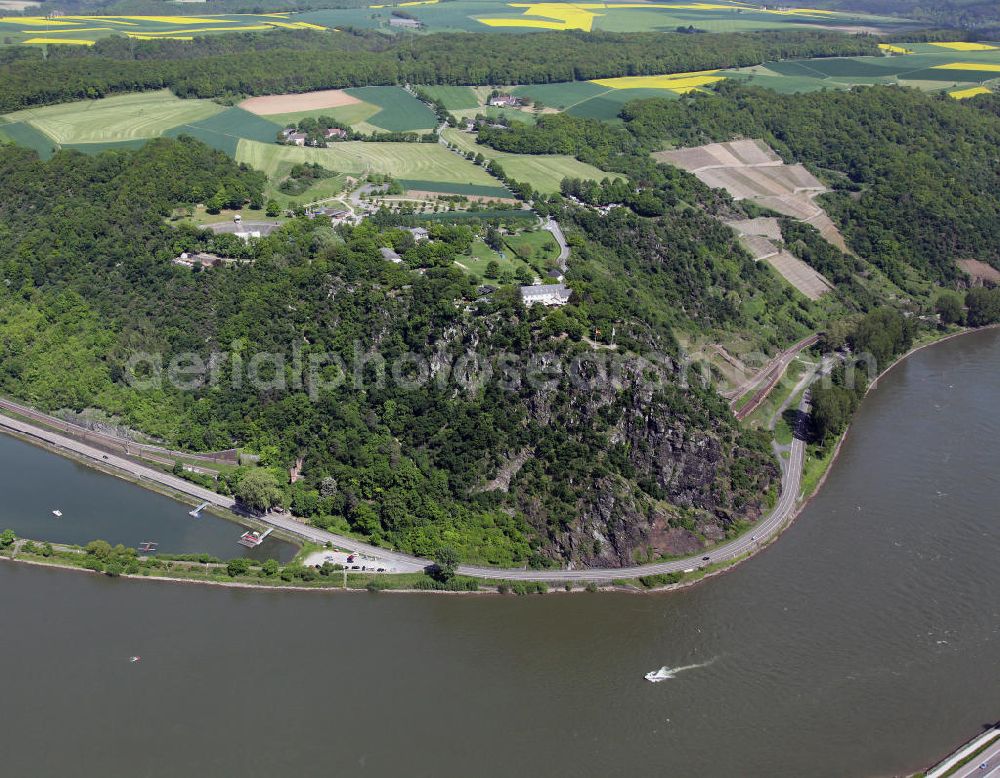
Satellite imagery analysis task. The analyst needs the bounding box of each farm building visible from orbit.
[389,16,422,28]
[408,227,429,241]
[324,127,348,140]
[488,94,524,108]
[520,283,571,307]
[280,129,308,146]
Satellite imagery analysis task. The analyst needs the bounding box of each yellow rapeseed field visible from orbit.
[590,70,726,93]
[949,86,992,99]
[929,41,997,51]
[932,62,1000,72]
[478,17,575,28]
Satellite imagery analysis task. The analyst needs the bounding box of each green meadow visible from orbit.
[442,127,620,193]
[343,87,438,133]
[2,90,224,144]
[235,138,500,189]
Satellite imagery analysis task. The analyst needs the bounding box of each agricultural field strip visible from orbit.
[471,1,896,32]
[235,138,501,188]
[0,13,328,44]
[1,91,225,144]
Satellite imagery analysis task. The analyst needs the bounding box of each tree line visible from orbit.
[0,29,879,112]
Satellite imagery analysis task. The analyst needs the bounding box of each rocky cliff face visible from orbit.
[490,351,779,567]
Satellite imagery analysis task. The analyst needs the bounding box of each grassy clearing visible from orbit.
[511,81,607,111]
[442,127,619,193]
[2,90,224,144]
[271,172,351,209]
[454,236,535,281]
[236,138,499,188]
[488,148,620,193]
[504,229,558,264]
[417,85,479,110]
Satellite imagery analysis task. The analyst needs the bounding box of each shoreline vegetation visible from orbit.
[2,323,993,596]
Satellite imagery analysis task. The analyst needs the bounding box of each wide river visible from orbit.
[2,329,998,777]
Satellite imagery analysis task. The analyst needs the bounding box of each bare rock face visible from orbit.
[508,367,778,568]
[651,527,704,557]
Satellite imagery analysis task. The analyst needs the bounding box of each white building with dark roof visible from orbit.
[520,283,571,307]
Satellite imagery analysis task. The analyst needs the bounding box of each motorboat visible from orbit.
[644,666,674,683]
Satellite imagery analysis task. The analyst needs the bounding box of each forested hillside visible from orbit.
[481,83,1000,288]
[0,138,778,567]
[621,83,1000,285]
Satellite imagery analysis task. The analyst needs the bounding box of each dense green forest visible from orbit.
[0,29,878,111]
[0,137,779,567]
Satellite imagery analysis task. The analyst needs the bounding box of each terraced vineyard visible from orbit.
[656,139,840,300]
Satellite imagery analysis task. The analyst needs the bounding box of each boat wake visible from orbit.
[644,657,717,683]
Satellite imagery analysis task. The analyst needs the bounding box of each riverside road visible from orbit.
[0,396,809,582]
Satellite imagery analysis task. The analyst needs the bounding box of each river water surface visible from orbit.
[0,433,295,561]
[1,329,998,777]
